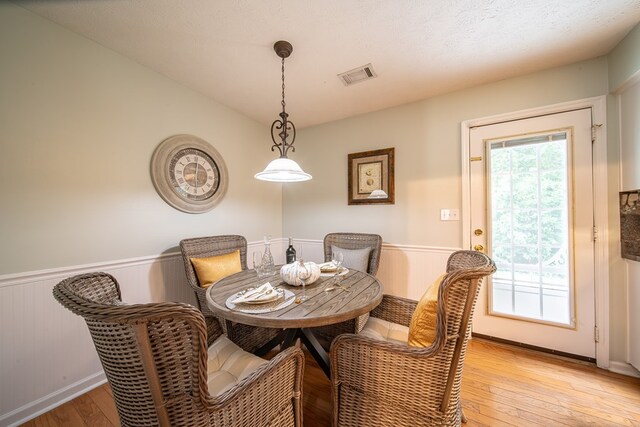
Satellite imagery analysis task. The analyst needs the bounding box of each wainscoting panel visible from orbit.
[376,243,456,300]
[0,252,189,426]
[0,237,440,426]
[292,239,457,300]
[0,239,285,427]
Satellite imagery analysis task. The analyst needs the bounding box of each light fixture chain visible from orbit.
[281,57,286,112]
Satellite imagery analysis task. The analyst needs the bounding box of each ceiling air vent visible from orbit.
[338,63,377,86]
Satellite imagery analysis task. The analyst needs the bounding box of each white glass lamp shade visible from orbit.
[368,189,388,199]
[255,157,312,182]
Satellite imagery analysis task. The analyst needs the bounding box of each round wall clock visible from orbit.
[150,134,228,214]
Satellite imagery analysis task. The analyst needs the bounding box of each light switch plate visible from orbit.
[440,209,460,221]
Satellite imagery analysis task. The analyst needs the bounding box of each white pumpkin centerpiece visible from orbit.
[280,260,321,286]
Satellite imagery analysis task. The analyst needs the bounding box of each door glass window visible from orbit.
[488,132,573,326]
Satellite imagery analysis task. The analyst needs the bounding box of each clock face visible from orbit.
[150,135,228,214]
[168,148,220,201]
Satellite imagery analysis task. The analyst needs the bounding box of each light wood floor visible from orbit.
[23,338,640,426]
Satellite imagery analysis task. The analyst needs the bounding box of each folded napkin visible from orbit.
[232,282,277,304]
[319,262,338,273]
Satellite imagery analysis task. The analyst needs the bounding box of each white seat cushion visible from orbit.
[206,335,268,396]
[359,316,409,344]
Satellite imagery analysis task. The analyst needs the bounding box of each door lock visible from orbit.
[474,229,483,236]
[473,244,484,252]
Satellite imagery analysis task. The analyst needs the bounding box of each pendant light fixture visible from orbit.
[255,40,312,182]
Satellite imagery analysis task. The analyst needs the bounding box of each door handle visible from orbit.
[474,244,484,252]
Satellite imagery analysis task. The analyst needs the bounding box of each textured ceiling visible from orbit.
[13,0,640,128]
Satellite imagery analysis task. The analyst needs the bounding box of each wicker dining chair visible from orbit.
[53,272,304,427]
[330,250,496,427]
[312,232,383,349]
[180,235,281,352]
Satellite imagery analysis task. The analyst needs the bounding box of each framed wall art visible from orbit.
[348,147,395,205]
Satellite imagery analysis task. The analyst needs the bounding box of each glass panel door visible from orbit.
[469,108,595,358]
[488,132,573,326]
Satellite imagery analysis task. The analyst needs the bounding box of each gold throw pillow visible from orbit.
[190,250,242,288]
[408,274,447,347]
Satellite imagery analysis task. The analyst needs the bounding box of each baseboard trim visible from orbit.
[609,361,640,378]
[1,371,107,427]
[472,333,596,364]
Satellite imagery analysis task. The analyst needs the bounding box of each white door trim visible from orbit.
[461,96,609,369]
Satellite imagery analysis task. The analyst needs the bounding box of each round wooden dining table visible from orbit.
[205,266,383,376]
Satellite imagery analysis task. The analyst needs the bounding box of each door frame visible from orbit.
[461,96,609,369]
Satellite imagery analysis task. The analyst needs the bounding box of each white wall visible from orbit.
[0,4,283,424]
[609,23,640,92]
[0,3,283,276]
[619,81,640,371]
[2,3,639,424]
[609,22,640,374]
[283,31,638,368]
[284,57,609,248]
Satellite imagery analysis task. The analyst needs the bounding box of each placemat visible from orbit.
[225,289,296,314]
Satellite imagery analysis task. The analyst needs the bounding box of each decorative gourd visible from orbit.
[280,260,321,286]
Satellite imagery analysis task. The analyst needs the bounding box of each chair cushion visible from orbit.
[360,316,409,344]
[190,250,242,288]
[331,245,371,272]
[207,335,268,396]
[408,274,446,347]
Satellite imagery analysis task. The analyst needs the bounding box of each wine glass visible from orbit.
[298,275,309,303]
[253,251,264,278]
[297,261,309,303]
[331,251,344,286]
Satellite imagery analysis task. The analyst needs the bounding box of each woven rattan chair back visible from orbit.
[436,251,496,418]
[312,233,383,349]
[53,272,304,427]
[323,232,382,275]
[331,250,496,426]
[180,235,280,352]
[180,235,248,316]
[53,273,211,426]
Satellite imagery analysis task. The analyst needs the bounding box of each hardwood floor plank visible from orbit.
[88,383,120,427]
[462,401,517,427]
[22,412,58,427]
[48,401,86,427]
[21,338,640,427]
[72,393,110,424]
[464,366,640,424]
[466,360,640,415]
[463,379,632,426]
[301,349,332,427]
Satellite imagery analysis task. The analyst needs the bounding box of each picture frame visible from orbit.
[348,147,395,205]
